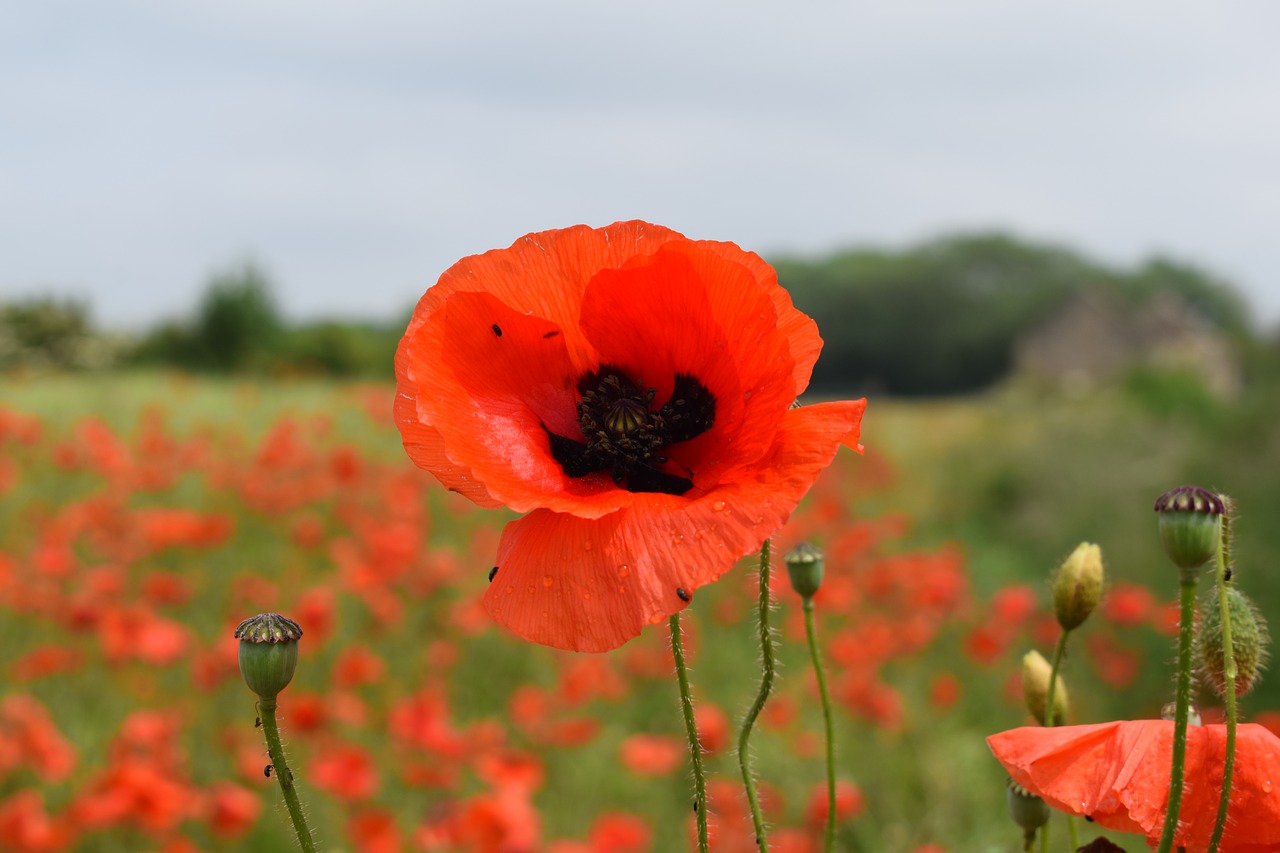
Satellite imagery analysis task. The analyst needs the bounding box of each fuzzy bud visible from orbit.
[1051,542,1104,631]
[1022,650,1068,726]
[235,613,302,700]
[784,541,825,601]
[1196,586,1270,699]
[1154,486,1224,572]
[1006,778,1049,833]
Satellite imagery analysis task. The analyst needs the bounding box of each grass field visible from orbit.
[1,370,1277,852]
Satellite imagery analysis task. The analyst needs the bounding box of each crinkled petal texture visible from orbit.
[987,721,1280,852]
[396,221,865,651]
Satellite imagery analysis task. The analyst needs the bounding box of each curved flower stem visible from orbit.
[802,599,837,853]
[670,614,709,853]
[738,538,776,852]
[1208,540,1237,853]
[1042,630,1080,850]
[1156,575,1199,853]
[257,698,317,853]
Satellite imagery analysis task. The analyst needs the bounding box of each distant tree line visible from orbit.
[0,233,1259,394]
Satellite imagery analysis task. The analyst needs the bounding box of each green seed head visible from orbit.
[1051,542,1104,631]
[1154,486,1224,572]
[784,541,825,601]
[1006,778,1050,833]
[1022,649,1068,726]
[1196,586,1270,699]
[235,613,302,700]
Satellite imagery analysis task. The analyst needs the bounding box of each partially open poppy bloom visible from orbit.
[988,720,1280,851]
[396,221,865,651]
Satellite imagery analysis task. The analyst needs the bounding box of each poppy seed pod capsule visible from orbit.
[235,613,302,700]
[1154,486,1224,572]
[784,541,824,600]
[1006,778,1050,833]
[1051,542,1104,631]
[1197,586,1270,699]
[1022,650,1068,726]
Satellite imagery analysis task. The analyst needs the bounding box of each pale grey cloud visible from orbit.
[3,0,1278,328]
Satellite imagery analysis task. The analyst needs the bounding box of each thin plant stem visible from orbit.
[670,614,709,853]
[738,538,776,852]
[257,698,317,853]
[1156,575,1199,853]
[1207,536,1237,853]
[1038,811,1049,853]
[802,599,836,853]
[1043,630,1080,850]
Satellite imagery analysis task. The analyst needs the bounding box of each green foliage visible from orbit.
[772,232,1253,396]
[0,297,119,370]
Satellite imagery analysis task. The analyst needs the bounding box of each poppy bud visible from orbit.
[235,613,302,700]
[1022,650,1068,726]
[1153,486,1224,572]
[784,541,824,601]
[1006,778,1050,833]
[1196,586,1270,699]
[1051,542,1104,630]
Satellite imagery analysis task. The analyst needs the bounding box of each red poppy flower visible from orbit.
[395,221,865,651]
[988,720,1280,851]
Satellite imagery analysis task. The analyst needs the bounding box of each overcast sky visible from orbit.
[4,1,1279,330]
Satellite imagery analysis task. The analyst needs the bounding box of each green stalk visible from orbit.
[1042,630,1079,850]
[1156,575,1199,853]
[802,599,837,853]
[670,614,709,853]
[738,539,776,852]
[1207,539,1237,853]
[257,698,317,853]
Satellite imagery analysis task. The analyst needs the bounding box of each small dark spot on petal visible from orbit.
[677,587,690,602]
[543,330,560,339]
[491,324,502,337]
[488,566,499,583]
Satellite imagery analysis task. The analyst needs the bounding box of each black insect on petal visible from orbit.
[677,587,690,602]
[491,324,502,337]
[543,330,560,339]
[254,717,261,728]
[488,566,499,583]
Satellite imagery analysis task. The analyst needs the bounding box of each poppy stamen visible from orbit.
[545,364,715,496]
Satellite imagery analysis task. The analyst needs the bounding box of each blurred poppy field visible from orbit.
[3,371,1280,852]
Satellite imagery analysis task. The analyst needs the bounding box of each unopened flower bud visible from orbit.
[235,613,302,700]
[1197,587,1270,699]
[784,542,825,601]
[1051,543,1104,630]
[1006,778,1049,833]
[1022,650,1068,726]
[1154,486,1224,572]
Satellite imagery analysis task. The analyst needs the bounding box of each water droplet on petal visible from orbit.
[582,592,592,600]
[671,531,684,545]
[649,611,665,624]
[542,575,554,588]
[617,585,626,594]
[583,539,593,551]
[617,565,631,578]
[504,585,514,595]
[711,500,727,513]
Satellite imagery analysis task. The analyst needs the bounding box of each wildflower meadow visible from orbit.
[4,224,1280,853]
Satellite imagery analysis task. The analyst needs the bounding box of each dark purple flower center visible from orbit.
[545,364,715,495]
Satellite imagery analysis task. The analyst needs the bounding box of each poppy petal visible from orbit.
[393,378,502,508]
[579,242,799,488]
[483,400,866,651]
[988,721,1280,851]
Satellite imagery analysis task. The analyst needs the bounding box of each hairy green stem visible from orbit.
[257,698,317,853]
[1208,540,1237,853]
[1042,630,1079,850]
[1156,576,1199,853]
[803,599,837,853]
[670,614,709,853]
[738,539,776,852]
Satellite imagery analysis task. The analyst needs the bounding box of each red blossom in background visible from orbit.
[395,221,865,651]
